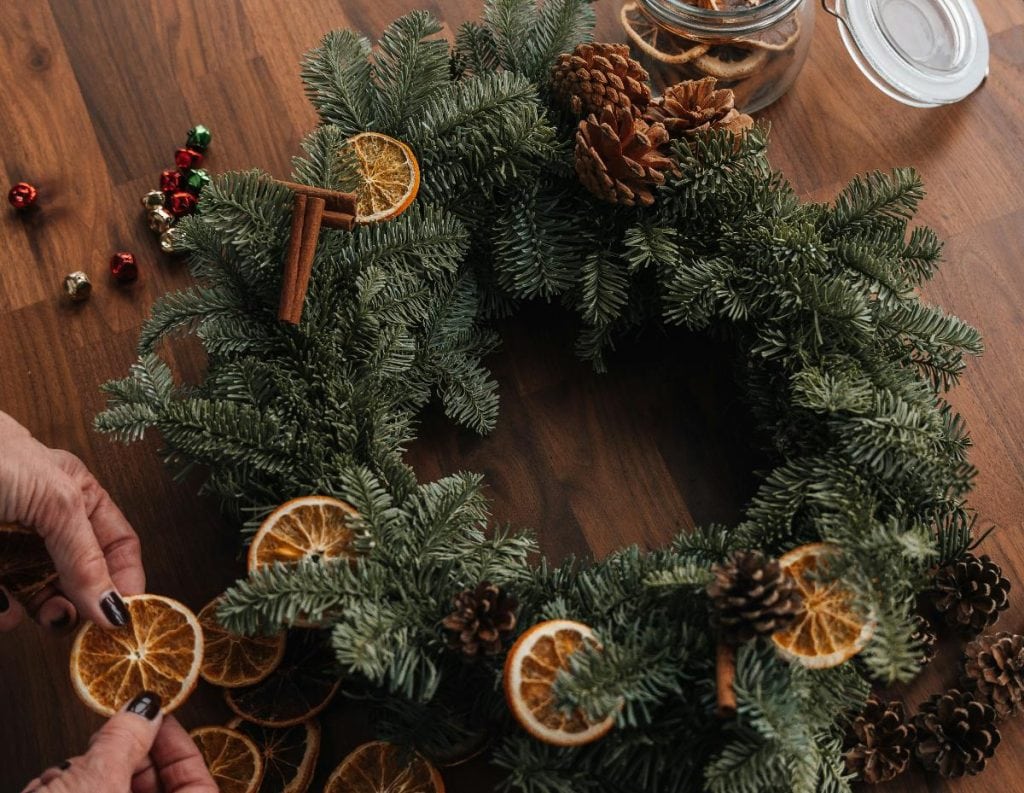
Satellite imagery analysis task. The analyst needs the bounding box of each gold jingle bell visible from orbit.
[63,271,92,302]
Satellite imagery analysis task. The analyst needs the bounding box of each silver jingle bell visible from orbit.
[160,226,187,255]
[147,207,175,234]
[63,271,92,302]
[141,190,166,210]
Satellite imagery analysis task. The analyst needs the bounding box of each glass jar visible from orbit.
[620,0,816,113]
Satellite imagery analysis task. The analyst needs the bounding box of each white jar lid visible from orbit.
[826,0,989,107]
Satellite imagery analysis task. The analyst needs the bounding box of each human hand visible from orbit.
[0,411,143,631]
[19,692,217,793]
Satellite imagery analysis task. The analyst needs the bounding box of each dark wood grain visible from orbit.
[2,2,1023,791]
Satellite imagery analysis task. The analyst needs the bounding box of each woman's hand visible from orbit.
[19,692,217,793]
[0,412,143,631]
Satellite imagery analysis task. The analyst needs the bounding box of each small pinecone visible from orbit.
[911,613,939,667]
[643,77,753,139]
[575,106,673,207]
[707,550,802,644]
[928,553,1010,636]
[441,582,517,658]
[551,42,651,118]
[843,696,916,784]
[963,632,1024,719]
[913,689,1000,778]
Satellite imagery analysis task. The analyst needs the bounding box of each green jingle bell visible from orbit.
[185,168,211,193]
[186,124,212,151]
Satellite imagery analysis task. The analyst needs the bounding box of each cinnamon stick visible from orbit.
[321,210,356,231]
[288,196,326,325]
[715,641,737,718]
[277,181,356,214]
[278,193,308,322]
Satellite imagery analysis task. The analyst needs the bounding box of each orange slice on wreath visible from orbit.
[771,543,875,669]
[228,718,321,793]
[621,2,710,64]
[199,597,286,688]
[0,522,58,603]
[70,594,203,716]
[248,496,359,573]
[191,726,265,793]
[347,132,420,224]
[224,631,341,728]
[323,741,444,793]
[503,619,615,746]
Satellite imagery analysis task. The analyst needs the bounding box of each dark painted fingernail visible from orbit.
[0,589,8,612]
[100,591,130,627]
[59,760,71,770]
[126,691,161,720]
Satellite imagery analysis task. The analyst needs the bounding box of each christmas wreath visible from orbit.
[96,1,1015,790]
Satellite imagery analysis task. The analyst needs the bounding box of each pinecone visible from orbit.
[963,632,1024,719]
[575,106,674,207]
[843,696,916,784]
[928,553,1010,636]
[911,613,939,667]
[707,550,802,644]
[913,689,1000,778]
[643,77,753,139]
[551,42,651,118]
[441,582,517,658]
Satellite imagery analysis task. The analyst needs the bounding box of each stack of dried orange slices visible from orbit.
[620,1,801,89]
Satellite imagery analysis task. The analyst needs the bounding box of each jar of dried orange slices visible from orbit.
[620,0,814,113]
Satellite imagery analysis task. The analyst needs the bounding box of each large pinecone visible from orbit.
[913,689,1000,778]
[843,696,916,784]
[911,613,939,667]
[928,553,1010,636]
[707,550,802,644]
[644,77,753,139]
[575,106,673,207]
[551,42,651,118]
[441,582,517,658]
[963,632,1024,719]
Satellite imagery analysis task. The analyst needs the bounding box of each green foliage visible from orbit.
[97,3,989,791]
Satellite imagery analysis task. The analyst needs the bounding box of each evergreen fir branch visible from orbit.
[370,12,450,135]
[483,0,536,74]
[301,29,376,134]
[454,21,501,76]
[137,285,250,354]
[521,0,595,83]
[291,124,362,192]
[826,168,924,238]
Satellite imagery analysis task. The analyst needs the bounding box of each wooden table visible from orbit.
[1,1,1022,790]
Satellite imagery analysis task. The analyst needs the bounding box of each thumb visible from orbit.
[82,692,164,782]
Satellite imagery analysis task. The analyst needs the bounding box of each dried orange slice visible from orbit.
[323,741,444,793]
[199,597,286,688]
[248,495,359,574]
[346,132,420,224]
[228,718,321,793]
[738,14,801,51]
[70,594,203,716]
[191,726,265,793]
[693,44,769,79]
[503,619,615,747]
[0,522,58,603]
[771,543,875,669]
[225,631,341,727]
[621,2,709,65]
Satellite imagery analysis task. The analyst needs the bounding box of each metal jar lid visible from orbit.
[823,0,989,107]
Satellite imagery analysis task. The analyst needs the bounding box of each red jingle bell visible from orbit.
[174,148,204,170]
[8,182,39,210]
[167,190,197,216]
[160,168,183,193]
[109,252,139,283]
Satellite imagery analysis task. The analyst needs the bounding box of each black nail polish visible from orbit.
[100,592,130,627]
[0,589,8,612]
[59,760,71,771]
[126,691,161,720]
